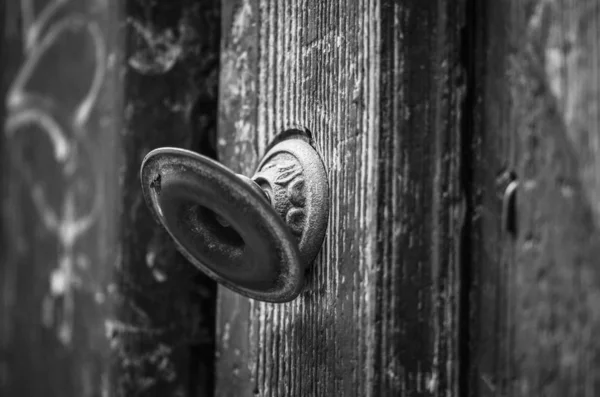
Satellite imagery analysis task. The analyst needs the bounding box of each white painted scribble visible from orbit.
[5,0,107,346]
[128,19,182,75]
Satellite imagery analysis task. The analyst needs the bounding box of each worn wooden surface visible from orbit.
[0,0,220,396]
[216,0,468,395]
[471,0,600,396]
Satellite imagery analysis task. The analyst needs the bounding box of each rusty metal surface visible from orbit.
[140,132,329,303]
[255,132,329,269]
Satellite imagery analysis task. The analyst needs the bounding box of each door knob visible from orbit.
[140,130,329,302]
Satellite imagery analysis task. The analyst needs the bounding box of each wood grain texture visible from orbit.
[471,0,600,396]
[0,1,220,396]
[216,0,468,395]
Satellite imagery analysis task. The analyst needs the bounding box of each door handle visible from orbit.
[140,129,329,302]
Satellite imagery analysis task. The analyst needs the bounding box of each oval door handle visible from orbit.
[140,130,329,302]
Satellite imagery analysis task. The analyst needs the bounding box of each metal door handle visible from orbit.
[140,130,329,302]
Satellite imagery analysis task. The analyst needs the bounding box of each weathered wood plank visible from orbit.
[0,1,220,395]
[472,0,600,396]
[216,0,467,395]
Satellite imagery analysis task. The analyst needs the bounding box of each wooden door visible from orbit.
[215,0,600,396]
[215,0,465,395]
[2,1,600,397]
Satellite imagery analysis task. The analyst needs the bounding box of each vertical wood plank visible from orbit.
[472,0,600,395]
[216,0,468,395]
